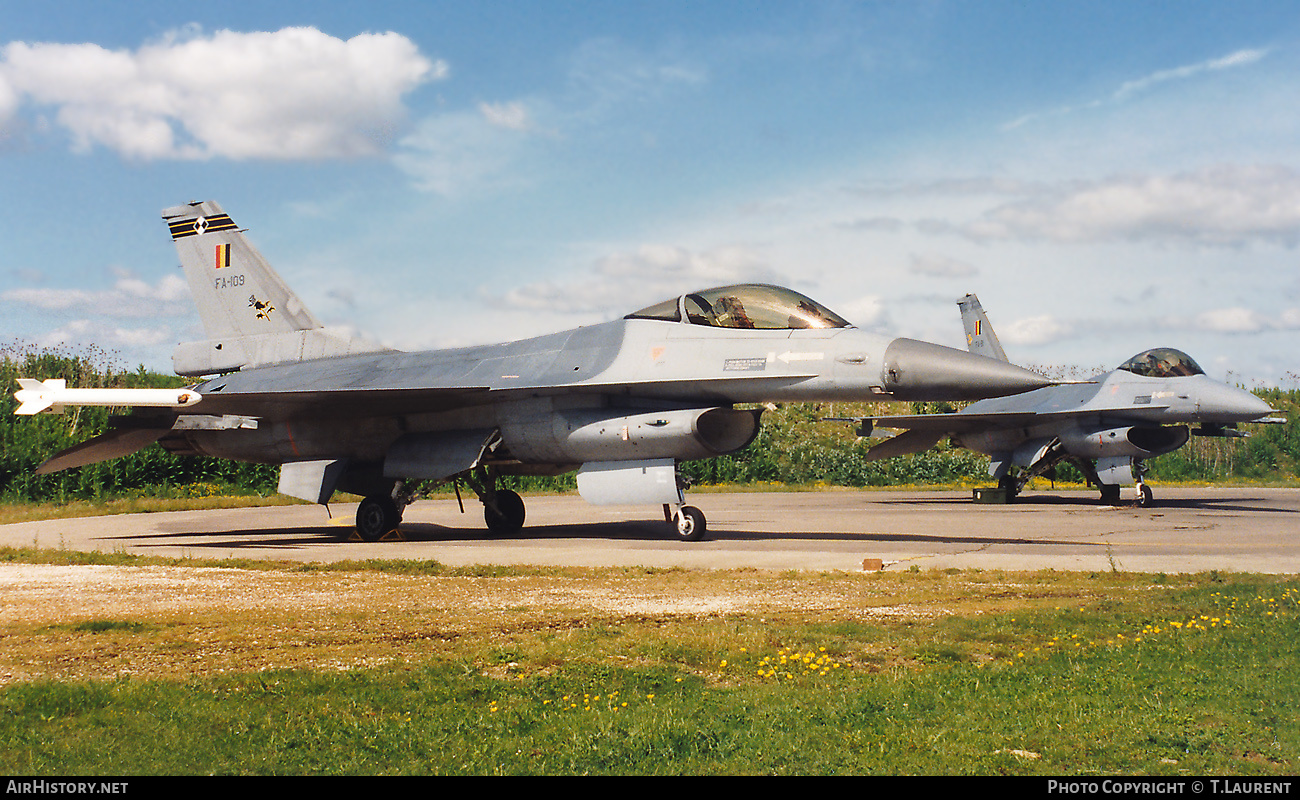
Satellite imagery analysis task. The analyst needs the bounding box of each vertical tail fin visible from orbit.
[956,293,1010,363]
[163,201,388,376]
[163,200,322,339]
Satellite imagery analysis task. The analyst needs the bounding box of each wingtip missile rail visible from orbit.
[13,378,202,416]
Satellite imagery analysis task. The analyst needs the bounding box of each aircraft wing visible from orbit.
[861,405,1175,461]
[871,401,1177,433]
[187,373,822,421]
[870,410,1042,433]
[858,411,1043,461]
[188,386,494,420]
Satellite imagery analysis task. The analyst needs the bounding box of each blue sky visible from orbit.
[2,1,1299,386]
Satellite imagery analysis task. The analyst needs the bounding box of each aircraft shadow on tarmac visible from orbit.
[872,492,1294,514]
[94,490,1291,552]
[109,519,1092,550]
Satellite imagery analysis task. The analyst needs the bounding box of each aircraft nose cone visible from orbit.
[1194,380,1274,422]
[882,338,1053,401]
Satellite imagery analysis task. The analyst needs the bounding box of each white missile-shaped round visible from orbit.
[13,378,202,415]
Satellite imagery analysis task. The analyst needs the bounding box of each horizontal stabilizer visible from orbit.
[35,427,171,474]
[865,429,945,461]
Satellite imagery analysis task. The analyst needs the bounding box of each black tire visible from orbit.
[673,506,707,542]
[356,496,401,542]
[1099,484,1121,505]
[484,489,526,535]
[1138,483,1154,507]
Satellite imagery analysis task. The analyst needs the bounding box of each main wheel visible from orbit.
[484,489,526,535]
[673,506,707,542]
[356,496,401,542]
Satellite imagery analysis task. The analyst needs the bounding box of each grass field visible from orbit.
[0,547,1294,775]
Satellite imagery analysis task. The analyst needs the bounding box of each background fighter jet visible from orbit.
[14,202,1054,541]
[855,294,1281,506]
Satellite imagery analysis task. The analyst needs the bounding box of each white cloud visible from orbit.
[2,270,190,318]
[1196,307,1268,334]
[0,27,441,160]
[1112,48,1268,102]
[908,253,977,278]
[1191,306,1300,334]
[565,36,706,114]
[0,69,16,121]
[956,165,1300,247]
[479,100,533,132]
[1000,314,1073,346]
[395,107,533,195]
[37,319,175,351]
[1004,48,1269,131]
[836,295,889,328]
[496,243,785,315]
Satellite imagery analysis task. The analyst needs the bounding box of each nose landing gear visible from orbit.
[665,503,707,541]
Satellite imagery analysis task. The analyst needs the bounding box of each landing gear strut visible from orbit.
[1136,482,1154,507]
[1133,460,1154,507]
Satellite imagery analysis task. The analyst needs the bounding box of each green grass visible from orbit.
[0,564,1295,775]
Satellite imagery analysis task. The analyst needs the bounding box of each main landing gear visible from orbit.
[352,467,529,542]
[353,466,710,541]
[1086,458,1156,507]
[985,458,1156,508]
[1101,481,1154,507]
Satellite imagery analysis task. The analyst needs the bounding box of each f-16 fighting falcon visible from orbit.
[850,294,1282,506]
[14,202,1055,541]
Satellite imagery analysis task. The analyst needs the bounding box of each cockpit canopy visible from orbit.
[626,284,852,330]
[1118,348,1205,378]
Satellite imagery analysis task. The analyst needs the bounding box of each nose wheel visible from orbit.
[669,504,707,541]
[1136,482,1154,507]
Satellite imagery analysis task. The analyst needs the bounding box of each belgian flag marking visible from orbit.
[215,243,231,269]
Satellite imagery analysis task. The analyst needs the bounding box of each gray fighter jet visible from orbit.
[14,202,1055,541]
[854,294,1281,505]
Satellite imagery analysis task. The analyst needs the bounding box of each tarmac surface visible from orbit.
[3,486,1297,574]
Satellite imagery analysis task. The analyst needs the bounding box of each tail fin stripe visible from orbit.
[169,214,238,240]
